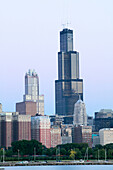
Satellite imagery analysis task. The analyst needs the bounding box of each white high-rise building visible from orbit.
[23,69,44,115]
[73,99,87,126]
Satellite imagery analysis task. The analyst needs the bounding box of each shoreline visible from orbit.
[0,161,113,166]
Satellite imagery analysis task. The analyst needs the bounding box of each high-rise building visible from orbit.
[16,101,37,116]
[23,69,44,115]
[13,114,31,142]
[51,125,61,148]
[55,28,83,123]
[94,109,113,132]
[23,69,39,102]
[31,116,51,148]
[99,128,113,146]
[39,95,44,116]
[0,112,31,148]
[73,99,87,126]
[61,124,72,144]
[72,125,92,148]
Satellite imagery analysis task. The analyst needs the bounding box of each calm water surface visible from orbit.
[1,165,113,170]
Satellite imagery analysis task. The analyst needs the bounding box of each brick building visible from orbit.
[16,101,37,116]
[31,116,51,148]
[72,125,92,148]
[0,112,31,148]
[13,114,31,141]
[51,125,61,147]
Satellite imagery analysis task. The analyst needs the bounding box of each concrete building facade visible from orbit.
[99,128,113,146]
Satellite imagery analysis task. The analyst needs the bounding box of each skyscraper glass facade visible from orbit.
[55,28,83,120]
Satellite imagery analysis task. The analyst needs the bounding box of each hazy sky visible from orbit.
[0,0,113,117]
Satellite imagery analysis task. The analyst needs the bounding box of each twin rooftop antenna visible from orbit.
[62,22,71,29]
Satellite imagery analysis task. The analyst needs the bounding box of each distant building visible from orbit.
[13,114,31,142]
[49,115,64,126]
[73,99,87,126]
[99,128,113,146]
[0,103,2,113]
[87,116,93,126]
[51,125,61,147]
[0,112,31,148]
[23,69,39,102]
[23,69,44,115]
[72,125,92,148]
[95,109,113,132]
[39,95,44,116]
[92,133,100,147]
[0,113,13,148]
[31,116,51,148]
[49,115,73,126]
[55,28,83,124]
[61,124,72,144]
[16,101,37,116]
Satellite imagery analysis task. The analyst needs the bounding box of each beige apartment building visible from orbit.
[99,128,113,146]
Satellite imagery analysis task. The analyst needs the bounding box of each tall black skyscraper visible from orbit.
[55,28,83,122]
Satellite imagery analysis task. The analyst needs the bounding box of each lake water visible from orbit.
[1,165,113,170]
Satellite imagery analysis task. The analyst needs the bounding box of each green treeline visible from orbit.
[1,140,113,161]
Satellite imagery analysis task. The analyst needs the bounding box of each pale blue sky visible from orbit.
[0,0,113,116]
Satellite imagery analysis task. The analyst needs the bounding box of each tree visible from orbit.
[11,140,44,155]
[69,150,76,160]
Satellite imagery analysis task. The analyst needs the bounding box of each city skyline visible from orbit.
[0,0,113,116]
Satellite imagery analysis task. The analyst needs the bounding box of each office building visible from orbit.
[23,69,44,115]
[92,133,100,147]
[61,124,72,144]
[99,128,113,146]
[87,116,93,126]
[31,116,51,148]
[51,125,61,147]
[55,28,83,123]
[73,99,87,126]
[95,109,113,132]
[72,125,92,147]
[16,101,37,116]
[23,69,39,102]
